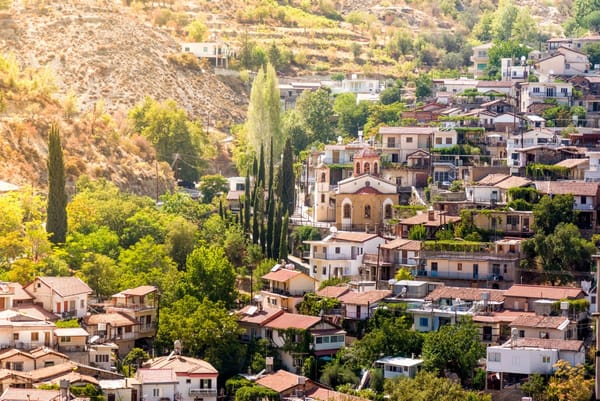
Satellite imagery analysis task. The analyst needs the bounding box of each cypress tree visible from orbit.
[258,143,265,189]
[277,138,295,216]
[46,123,68,244]
[252,191,260,245]
[272,201,282,261]
[244,168,251,233]
[279,211,289,261]
[266,139,275,258]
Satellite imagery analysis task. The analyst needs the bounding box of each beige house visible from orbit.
[534,46,590,80]
[54,327,88,353]
[470,210,534,237]
[260,265,317,313]
[503,285,585,312]
[0,310,55,350]
[106,286,158,340]
[24,277,92,319]
[471,42,493,78]
[379,126,434,164]
[510,315,573,340]
[83,313,139,357]
[519,81,573,113]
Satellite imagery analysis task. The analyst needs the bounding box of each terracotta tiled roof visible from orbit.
[533,180,599,197]
[54,328,89,337]
[379,126,436,135]
[84,312,138,327]
[338,290,392,306]
[477,174,510,186]
[120,286,157,297]
[473,310,536,324]
[510,314,569,329]
[0,368,31,380]
[380,238,422,251]
[494,176,532,189]
[255,370,305,393]
[10,305,58,321]
[504,284,584,300]
[316,286,351,299]
[318,232,380,243]
[476,81,513,88]
[264,312,322,330]
[0,388,60,401]
[354,148,379,159]
[144,355,218,375]
[45,370,99,386]
[399,211,461,227]
[237,305,284,325]
[9,283,33,301]
[426,287,506,303]
[307,387,370,401]
[29,348,69,360]
[136,368,177,384]
[508,337,584,352]
[554,158,589,169]
[32,277,92,297]
[262,268,305,282]
[0,348,34,360]
[29,362,78,381]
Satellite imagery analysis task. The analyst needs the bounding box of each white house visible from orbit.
[304,232,385,282]
[375,356,424,379]
[134,369,178,401]
[486,338,585,381]
[24,277,92,319]
[338,289,392,320]
[585,151,600,182]
[181,42,233,68]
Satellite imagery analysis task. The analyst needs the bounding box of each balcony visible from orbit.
[312,252,351,260]
[412,269,507,281]
[189,389,218,397]
[109,303,156,312]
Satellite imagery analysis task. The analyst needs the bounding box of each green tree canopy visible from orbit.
[385,370,491,401]
[533,194,576,235]
[295,88,334,143]
[46,123,67,244]
[198,174,228,204]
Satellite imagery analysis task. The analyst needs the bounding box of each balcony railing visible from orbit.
[189,389,218,396]
[412,269,507,281]
[312,252,351,260]
[110,303,156,311]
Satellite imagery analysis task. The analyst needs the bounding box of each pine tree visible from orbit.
[279,211,289,261]
[46,123,68,244]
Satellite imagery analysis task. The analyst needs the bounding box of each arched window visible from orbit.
[343,204,352,218]
[355,163,361,175]
[373,162,379,175]
[320,172,326,182]
[364,205,371,218]
[364,162,370,174]
[384,204,393,219]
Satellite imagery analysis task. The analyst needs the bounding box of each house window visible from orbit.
[373,162,378,175]
[13,333,18,341]
[406,137,413,143]
[384,204,393,219]
[507,215,519,226]
[125,326,132,333]
[61,337,71,342]
[95,354,109,363]
[186,379,191,384]
[533,87,540,93]
[446,137,452,144]
[488,352,501,362]
[419,317,428,327]
[477,63,486,70]
[542,356,551,363]
[519,330,525,338]
[364,163,370,174]
[355,163,361,175]
[335,247,341,254]
[44,361,54,367]
[581,196,587,204]
[320,194,325,203]
[431,262,438,272]
[313,265,317,273]
[322,266,327,275]
[201,379,212,389]
[364,205,371,218]
[435,137,442,144]
[321,172,326,182]
[343,204,351,218]
[12,362,23,371]
[80,299,84,308]
[153,389,160,397]
[457,263,462,271]
[31,332,39,341]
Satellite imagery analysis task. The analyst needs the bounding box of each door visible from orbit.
[44,332,50,346]
[56,302,61,313]
[131,389,138,401]
[473,264,479,279]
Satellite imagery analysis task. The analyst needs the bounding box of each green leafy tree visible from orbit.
[533,194,576,235]
[121,208,169,248]
[198,174,228,204]
[65,227,121,269]
[546,360,593,401]
[164,216,198,269]
[156,295,245,378]
[295,88,334,143]
[414,75,432,100]
[385,370,491,401]
[282,110,310,153]
[584,43,600,67]
[486,41,530,80]
[122,348,150,376]
[491,0,519,41]
[129,97,209,182]
[408,224,426,240]
[184,245,237,307]
[46,124,67,244]
[421,317,485,385]
[184,20,207,42]
[333,93,369,137]
[246,63,283,166]
[79,253,118,300]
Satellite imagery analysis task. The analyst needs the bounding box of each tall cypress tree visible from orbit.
[266,139,275,258]
[258,143,265,189]
[272,201,282,261]
[46,123,67,244]
[279,211,289,261]
[243,168,251,233]
[277,138,295,216]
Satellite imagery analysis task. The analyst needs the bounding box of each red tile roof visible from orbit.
[262,268,304,282]
[0,388,60,401]
[380,238,422,251]
[504,285,584,300]
[494,176,532,189]
[509,337,584,352]
[426,287,506,303]
[477,174,510,185]
[330,232,380,243]
[533,180,599,197]
[264,312,322,330]
[554,158,589,169]
[255,370,304,393]
[84,312,138,327]
[510,314,569,329]
[399,211,461,227]
[338,290,392,306]
[136,368,177,384]
[316,286,351,299]
[307,387,370,401]
[120,285,157,297]
[32,277,92,297]
[237,305,284,325]
[144,355,218,375]
[473,310,535,324]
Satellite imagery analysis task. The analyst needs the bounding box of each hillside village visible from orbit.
[6,0,600,401]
